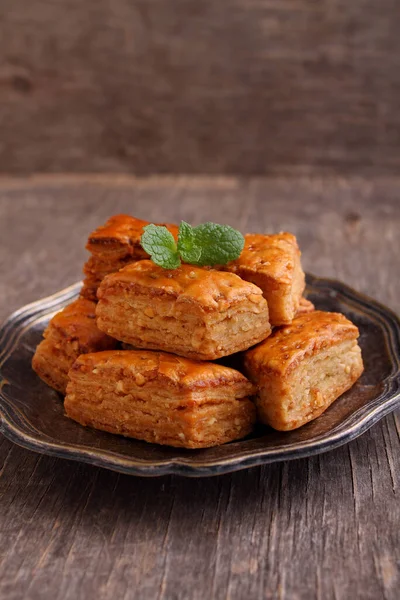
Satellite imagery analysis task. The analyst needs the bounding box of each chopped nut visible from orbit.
[345,365,351,374]
[144,306,155,318]
[92,368,99,374]
[248,294,262,304]
[188,271,197,279]
[178,432,186,439]
[313,391,324,407]
[135,373,146,386]
[116,380,124,393]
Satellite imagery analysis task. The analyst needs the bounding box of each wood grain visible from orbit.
[0,176,399,600]
[0,2,400,175]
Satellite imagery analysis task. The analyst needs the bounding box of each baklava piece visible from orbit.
[244,311,364,431]
[296,297,315,316]
[96,261,271,360]
[80,215,178,301]
[65,350,256,448]
[224,232,305,325]
[32,298,117,394]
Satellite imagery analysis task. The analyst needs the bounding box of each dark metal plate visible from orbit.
[0,275,399,477]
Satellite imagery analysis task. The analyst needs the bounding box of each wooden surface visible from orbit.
[0,176,399,600]
[1,2,400,176]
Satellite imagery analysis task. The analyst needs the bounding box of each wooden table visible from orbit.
[0,176,399,600]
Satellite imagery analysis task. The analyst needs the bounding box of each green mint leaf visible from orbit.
[187,222,245,266]
[141,221,244,269]
[140,224,181,269]
[177,221,202,264]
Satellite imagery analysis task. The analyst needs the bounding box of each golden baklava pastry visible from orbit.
[65,350,256,448]
[32,298,117,394]
[80,215,178,301]
[224,232,305,325]
[296,297,315,316]
[244,311,364,431]
[96,261,271,360]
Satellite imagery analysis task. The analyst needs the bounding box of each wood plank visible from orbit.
[0,1,400,175]
[0,177,399,600]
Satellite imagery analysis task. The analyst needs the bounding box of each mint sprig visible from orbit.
[140,221,244,270]
[177,221,202,264]
[140,224,180,269]
[179,222,244,267]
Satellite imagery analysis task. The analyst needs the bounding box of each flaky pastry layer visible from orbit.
[32,298,117,393]
[296,297,315,316]
[80,215,178,300]
[65,350,256,448]
[96,261,271,360]
[223,232,305,325]
[244,311,364,430]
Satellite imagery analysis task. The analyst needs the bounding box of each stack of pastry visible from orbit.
[80,215,178,301]
[32,215,364,448]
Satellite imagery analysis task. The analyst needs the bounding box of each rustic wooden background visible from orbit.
[0,177,399,600]
[1,1,400,175]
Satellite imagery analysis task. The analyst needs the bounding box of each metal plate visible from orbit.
[0,275,399,477]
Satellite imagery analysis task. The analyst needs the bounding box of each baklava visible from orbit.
[244,311,364,430]
[224,232,305,325]
[96,261,271,360]
[32,298,117,393]
[65,350,256,448]
[296,297,315,316]
[81,215,178,301]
